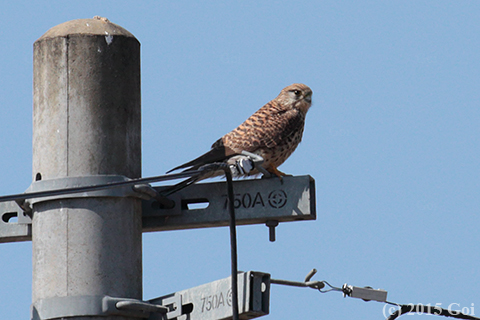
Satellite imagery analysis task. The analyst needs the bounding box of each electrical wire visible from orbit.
[173,163,240,320]
[318,280,343,293]
[0,170,204,203]
[222,164,240,320]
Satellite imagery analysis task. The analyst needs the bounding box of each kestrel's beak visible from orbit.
[304,94,312,104]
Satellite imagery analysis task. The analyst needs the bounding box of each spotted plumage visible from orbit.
[168,83,313,178]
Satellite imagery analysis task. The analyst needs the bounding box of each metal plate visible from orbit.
[148,271,270,320]
[142,175,316,232]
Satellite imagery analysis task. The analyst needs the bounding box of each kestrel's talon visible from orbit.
[266,165,292,184]
[168,83,313,184]
[267,164,284,177]
[261,173,283,183]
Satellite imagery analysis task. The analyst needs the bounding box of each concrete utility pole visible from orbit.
[31,17,141,320]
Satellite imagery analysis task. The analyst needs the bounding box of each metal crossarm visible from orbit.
[0,175,316,243]
[148,271,270,320]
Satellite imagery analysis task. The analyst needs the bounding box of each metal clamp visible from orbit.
[24,175,158,207]
[3,175,170,214]
[227,151,271,178]
[0,175,172,243]
[32,295,167,320]
[341,284,388,302]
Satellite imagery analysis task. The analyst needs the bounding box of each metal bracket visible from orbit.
[0,175,168,243]
[148,271,270,320]
[1,175,316,243]
[1,175,150,215]
[142,175,316,232]
[0,200,32,243]
[31,295,167,320]
[25,175,150,206]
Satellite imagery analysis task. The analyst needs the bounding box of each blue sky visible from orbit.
[1,1,479,319]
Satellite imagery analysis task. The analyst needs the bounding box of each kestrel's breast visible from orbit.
[258,124,305,168]
[222,106,306,169]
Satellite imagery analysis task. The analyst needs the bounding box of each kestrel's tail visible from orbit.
[161,175,200,196]
[162,162,232,196]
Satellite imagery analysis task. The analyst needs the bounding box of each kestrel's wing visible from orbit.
[225,103,305,153]
[166,139,236,173]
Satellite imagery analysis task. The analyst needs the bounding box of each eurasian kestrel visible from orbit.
[168,83,313,179]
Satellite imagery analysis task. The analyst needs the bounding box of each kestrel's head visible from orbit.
[276,83,313,114]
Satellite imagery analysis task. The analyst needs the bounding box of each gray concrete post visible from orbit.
[31,17,142,320]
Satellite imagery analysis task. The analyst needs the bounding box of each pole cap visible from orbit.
[37,16,135,41]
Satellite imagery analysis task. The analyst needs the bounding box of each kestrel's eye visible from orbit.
[291,89,301,97]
